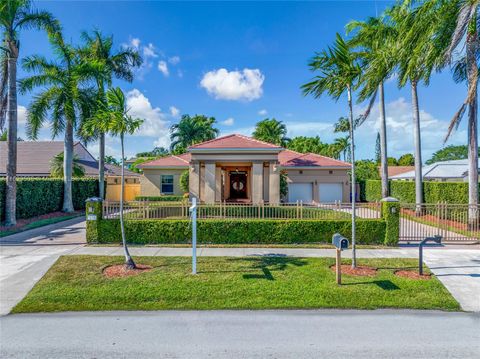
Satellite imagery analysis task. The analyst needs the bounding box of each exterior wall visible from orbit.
[140,168,186,196]
[284,168,350,202]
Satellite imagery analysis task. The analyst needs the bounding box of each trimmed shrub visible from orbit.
[135,195,185,202]
[363,179,475,204]
[381,200,400,246]
[0,178,98,221]
[87,218,387,245]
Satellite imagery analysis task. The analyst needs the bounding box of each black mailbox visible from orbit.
[332,233,349,250]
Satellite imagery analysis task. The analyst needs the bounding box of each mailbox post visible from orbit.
[332,233,349,285]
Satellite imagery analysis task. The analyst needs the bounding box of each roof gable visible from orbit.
[188,134,282,151]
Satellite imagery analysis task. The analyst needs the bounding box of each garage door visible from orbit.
[288,183,313,203]
[318,183,343,203]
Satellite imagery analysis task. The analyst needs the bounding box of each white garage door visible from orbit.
[288,183,313,203]
[318,183,343,203]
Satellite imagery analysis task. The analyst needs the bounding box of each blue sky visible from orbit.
[16,1,466,161]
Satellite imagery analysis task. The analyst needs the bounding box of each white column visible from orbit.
[252,162,264,204]
[189,161,200,201]
[269,161,280,204]
[204,162,216,204]
[215,166,222,202]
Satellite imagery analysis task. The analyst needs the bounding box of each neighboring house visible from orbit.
[0,141,140,200]
[138,134,351,204]
[390,159,479,182]
[381,166,415,179]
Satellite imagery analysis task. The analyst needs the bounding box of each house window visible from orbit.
[161,175,174,194]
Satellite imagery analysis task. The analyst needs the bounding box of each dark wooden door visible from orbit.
[229,173,247,199]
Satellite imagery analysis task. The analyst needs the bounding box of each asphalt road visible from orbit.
[1,310,479,358]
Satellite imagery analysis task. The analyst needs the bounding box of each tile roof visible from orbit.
[279,149,351,168]
[0,141,138,177]
[391,159,480,180]
[384,166,415,178]
[188,134,283,150]
[137,153,191,168]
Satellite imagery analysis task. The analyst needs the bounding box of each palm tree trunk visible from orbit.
[120,134,135,269]
[62,118,74,212]
[347,85,356,268]
[411,80,424,215]
[99,132,105,198]
[466,33,479,228]
[5,47,18,226]
[379,81,389,199]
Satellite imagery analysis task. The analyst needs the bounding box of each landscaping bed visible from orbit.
[12,256,459,313]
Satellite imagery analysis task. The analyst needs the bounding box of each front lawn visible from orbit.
[12,256,460,313]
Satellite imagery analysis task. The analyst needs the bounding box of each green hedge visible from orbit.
[364,180,473,204]
[135,195,185,202]
[87,218,387,245]
[0,178,98,221]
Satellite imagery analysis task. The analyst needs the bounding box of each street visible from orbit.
[1,310,479,358]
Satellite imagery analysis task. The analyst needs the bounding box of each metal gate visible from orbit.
[399,203,480,243]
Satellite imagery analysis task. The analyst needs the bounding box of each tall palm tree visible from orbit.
[443,0,480,226]
[78,29,142,199]
[20,32,97,212]
[302,33,362,267]
[83,87,143,269]
[0,0,59,226]
[333,136,350,162]
[252,118,290,146]
[347,15,398,199]
[170,114,219,153]
[50,153,85,178]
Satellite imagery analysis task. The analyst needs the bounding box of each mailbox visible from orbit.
[332,233,349,251]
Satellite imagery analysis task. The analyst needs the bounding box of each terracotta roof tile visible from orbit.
[138,153,191,168]
[279,149,351,168]
[188,134,282,150]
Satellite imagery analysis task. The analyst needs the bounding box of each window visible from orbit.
[161,175,174,194]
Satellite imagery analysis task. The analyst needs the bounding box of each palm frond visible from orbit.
[444,4,474,62]
[445,103,467,142]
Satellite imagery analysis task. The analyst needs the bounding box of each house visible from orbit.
[0,141,140,200]
[138,134,351,204]
[381,166,415,178]
[390,159,479,182]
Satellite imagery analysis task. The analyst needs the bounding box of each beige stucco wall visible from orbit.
[140,168,187,196]
[284,168,350,202]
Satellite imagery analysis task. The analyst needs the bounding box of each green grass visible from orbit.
[89,243,390,249]
[0,214,81,238]
[12,256,459,313]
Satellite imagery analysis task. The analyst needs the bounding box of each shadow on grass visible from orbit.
[342,280,400,291]
[227,257,308,281]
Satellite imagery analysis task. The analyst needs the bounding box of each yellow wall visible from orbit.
[106,183,141,201]
[140,168,186,196]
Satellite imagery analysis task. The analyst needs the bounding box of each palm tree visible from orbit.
[333,136,350,162]
[347,15,398,199]
[20,32,96,212]
[442,0,480,226]
[0,0,59,226]
[83,87,143,269]
[50,153,85,178]
[78,29,142,199]
[301,33,362,267]
[252,118,290,146]
[170,114,219,153]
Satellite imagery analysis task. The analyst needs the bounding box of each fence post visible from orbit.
[296,200,299,219]
[381,197,400,246]
[85,197,103,243]
[300,200,303,219]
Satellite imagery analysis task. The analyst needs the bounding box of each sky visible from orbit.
[14,0,467,161]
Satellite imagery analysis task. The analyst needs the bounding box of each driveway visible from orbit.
[1,310,479,358]
[1,218,479,313]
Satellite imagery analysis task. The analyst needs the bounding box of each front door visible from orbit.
[229,172,247,199]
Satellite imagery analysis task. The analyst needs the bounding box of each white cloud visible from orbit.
[130,38,141,49]
[168,56,180,65]
[126,89,170,147]
[123,37,159,79]
[200,68,264,101]
[258,109,268,116]
[169,106,180,117]
[143,43,158,58]
[222,117,235,126]
[18,105,27,124]
[158,60,169,77]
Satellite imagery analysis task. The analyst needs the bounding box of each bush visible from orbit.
[363,180,475,204]
[135,195,185,202]
[0,178,98,221]
[180,171,189,193]
[87,218,387,245]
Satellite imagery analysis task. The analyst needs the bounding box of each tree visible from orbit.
[398,153,415,166]
[442,0,480,225]
[129,157,156,173]
[302,33,362,267]
[78,29,142,199]
[104,155,120,166]
[83,87,143,269]
[375,132,381,163]
[252,118,289,146]
[0,0,59,225]
[347,14,398,200]
[426,145,470,164]
[180,170,189,193]
[333,136,350,161]
[50,153,85,178]
[387,157,399,166]
[136,146,169,158]
[20,32,96,213]
[355,159,380,181]
[286,136,329,155]
[170,114,219,153]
